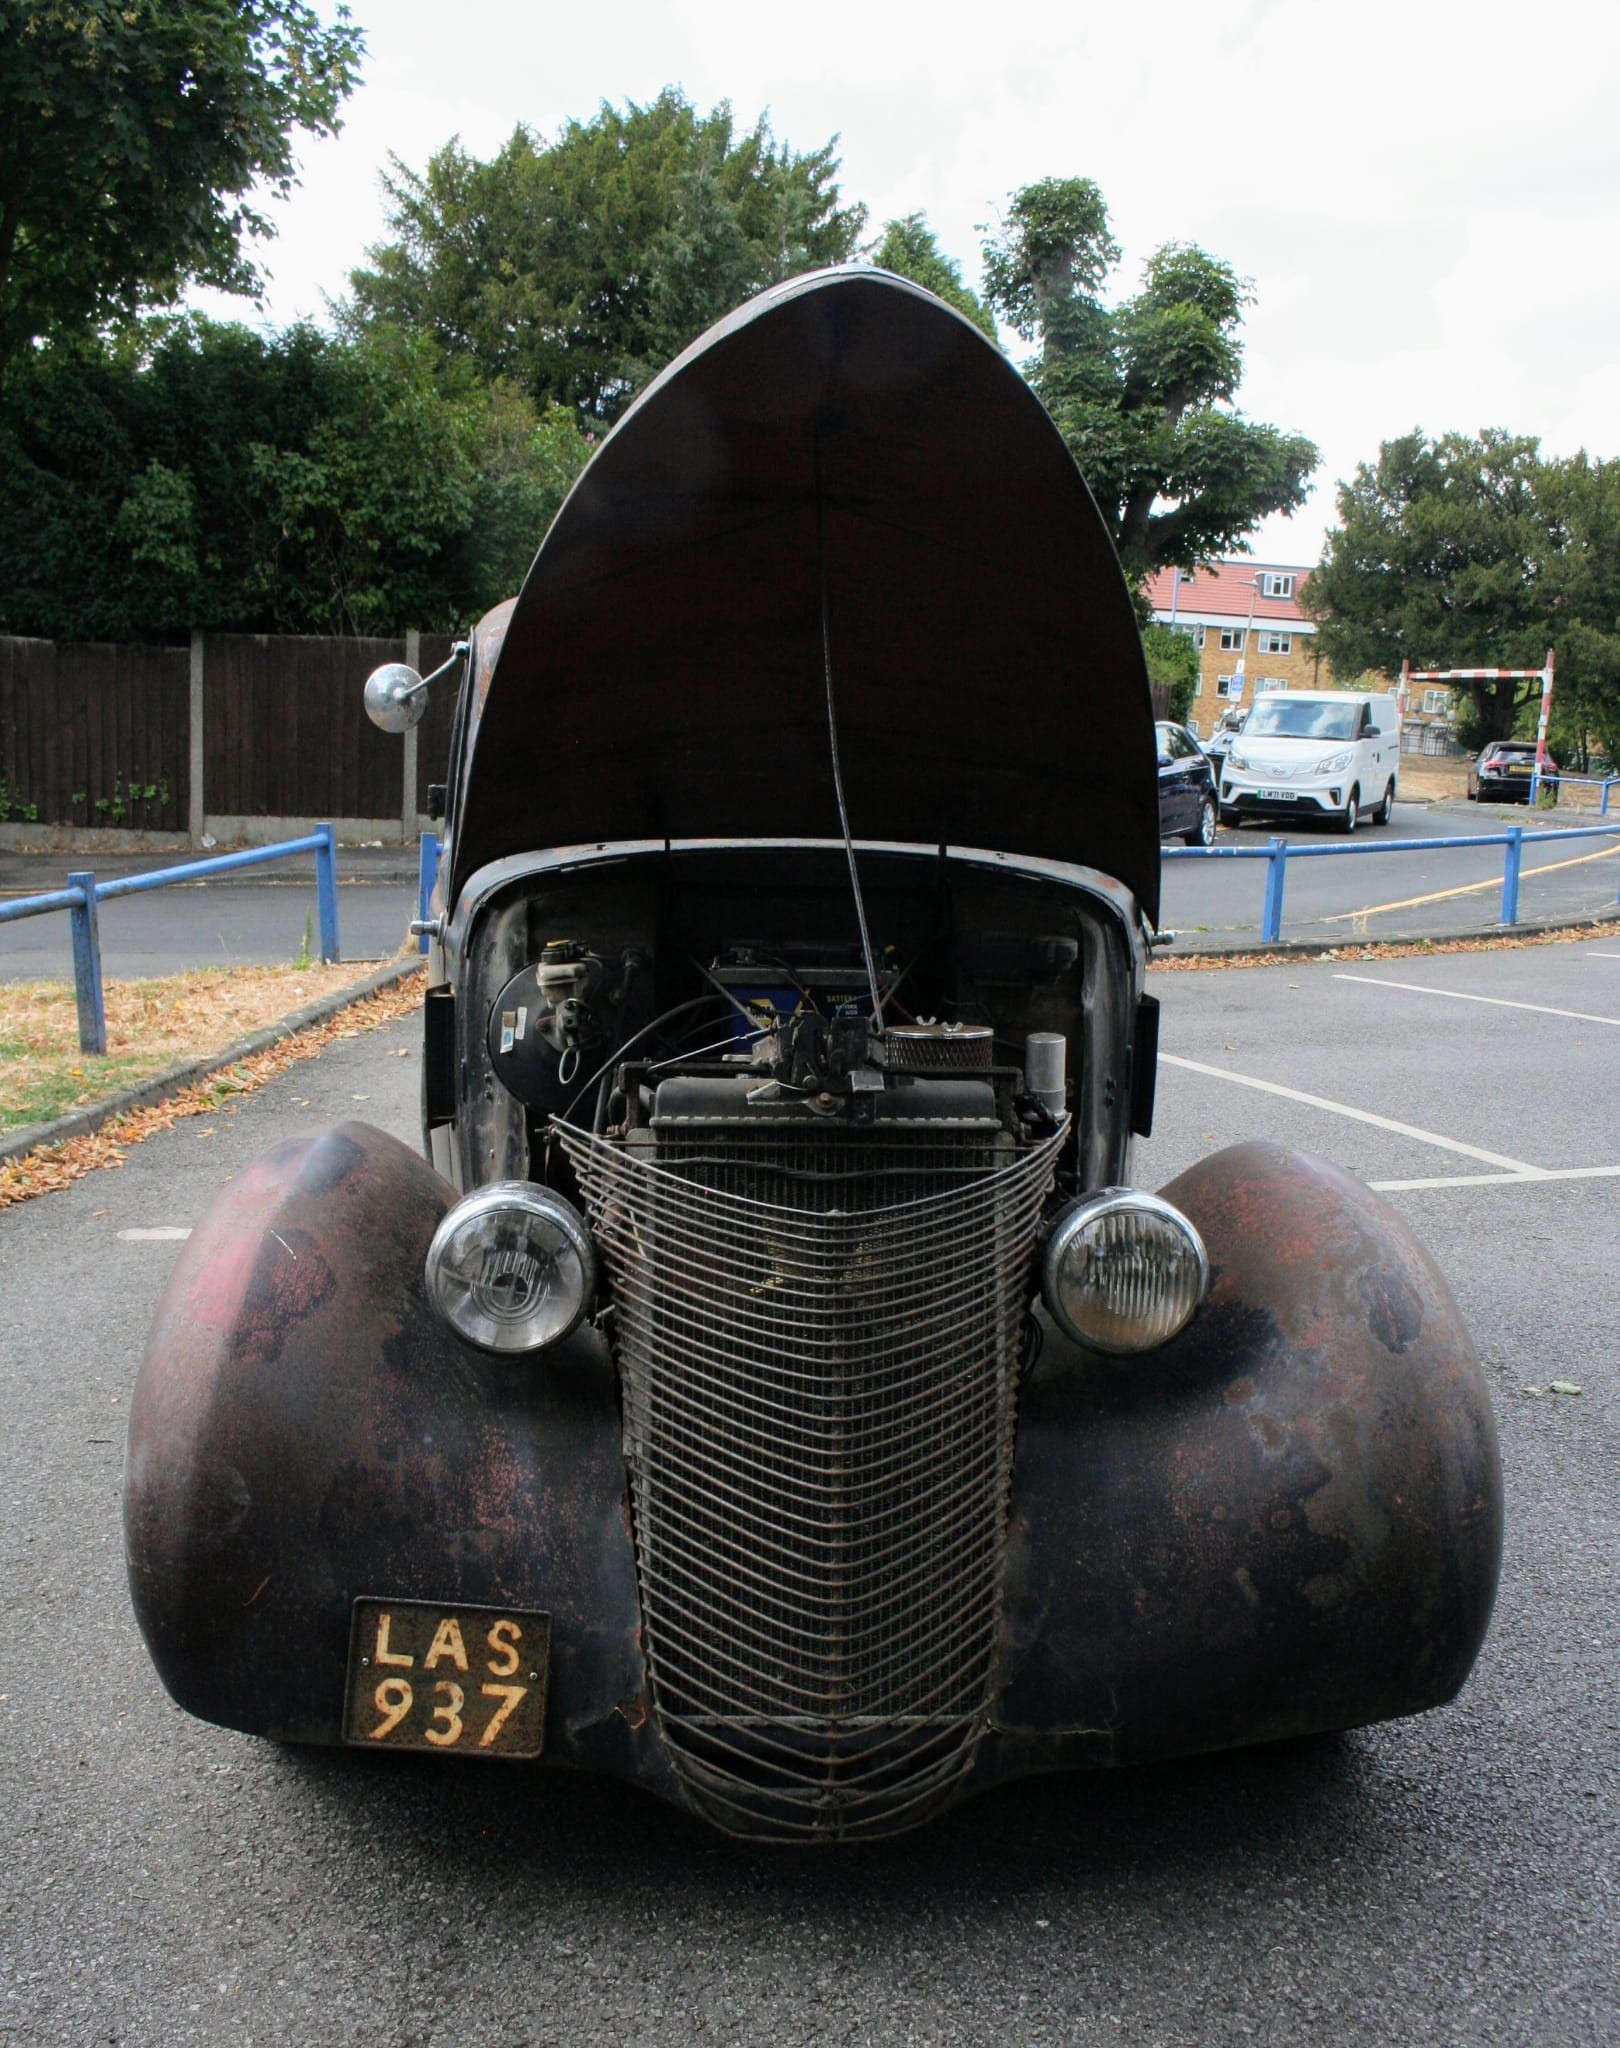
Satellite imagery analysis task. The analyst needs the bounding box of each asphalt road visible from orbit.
[0,849,420,983]
[1,938,1617,2045]
[3,803,1618,985]
[1161,798,1620,945]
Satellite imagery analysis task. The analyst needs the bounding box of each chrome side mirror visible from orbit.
[364,662,429,734]
[363,641,468,735]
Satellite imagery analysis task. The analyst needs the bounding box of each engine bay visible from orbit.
[434,842,1152,1202]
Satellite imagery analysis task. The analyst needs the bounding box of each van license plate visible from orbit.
[343,1598,550,1758]
[1256,788,1297,800]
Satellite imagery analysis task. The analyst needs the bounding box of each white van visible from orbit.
[1217,690,1402,832]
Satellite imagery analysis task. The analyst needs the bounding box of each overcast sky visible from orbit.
[197,0,1620,568]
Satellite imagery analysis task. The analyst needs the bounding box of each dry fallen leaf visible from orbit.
[0,976,422,1210]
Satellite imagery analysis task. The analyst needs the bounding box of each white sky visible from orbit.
[194,0,1620,568]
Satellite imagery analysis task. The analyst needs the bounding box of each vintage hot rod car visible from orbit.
[126,270,1501,1842]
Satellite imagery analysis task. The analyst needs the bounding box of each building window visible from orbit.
[1217,673,1244,699]
[1422,688,1450,715]
[1219,628,1246,651]
[1261,573,1295,598]
[1255,677,1288,695]
[1258,631,1292,655]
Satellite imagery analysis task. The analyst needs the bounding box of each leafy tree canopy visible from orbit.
[347,89,866,426]
[0,317,591,639]
[1304,429,1620,757]
[0,0,363,362]
[866,214,996,340]
[981,178,1317,587]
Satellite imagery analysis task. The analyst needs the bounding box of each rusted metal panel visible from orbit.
[984,1141,1501,1779]
[126,1124,1501,1829]
[124,1121,660,1785]
[453,271,1161,918]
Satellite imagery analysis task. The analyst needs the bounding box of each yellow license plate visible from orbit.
[343,1598,550,1758]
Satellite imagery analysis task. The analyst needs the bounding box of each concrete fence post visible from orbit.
[401,627,421,842]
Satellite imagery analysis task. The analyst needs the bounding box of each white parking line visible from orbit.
[1331,974,1620,1027]
[1369,1166,1620,1192]
[1158,1054,1538,1172]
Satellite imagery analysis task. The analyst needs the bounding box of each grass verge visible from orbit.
[0,970,423,1209]
[0,963,370,1132]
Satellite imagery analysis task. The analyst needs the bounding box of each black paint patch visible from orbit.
[1363,1265,1424,1355]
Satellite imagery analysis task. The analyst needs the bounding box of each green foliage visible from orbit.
[1141,623,1200,723]
[866,215,996,340]
[0,781,39,824]
[981,180,1316,585]
[1306,430,1620,754]
[0,318,593,639]
[0,0,363,362]
[347,89,866,425]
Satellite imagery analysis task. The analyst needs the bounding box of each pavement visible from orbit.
[3,810,1618,1161]
[2,937,1614,2046]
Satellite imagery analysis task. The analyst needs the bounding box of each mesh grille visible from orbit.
[558,1114,1063,1840]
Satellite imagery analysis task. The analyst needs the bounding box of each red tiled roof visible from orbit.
[1143,561,1313,625]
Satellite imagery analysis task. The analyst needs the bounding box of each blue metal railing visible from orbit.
[1164,819,1620,944]
[1553,773,1619,814]
[0,825,339,1055]
[417,830,439,954]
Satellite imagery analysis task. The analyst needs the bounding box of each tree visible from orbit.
[0,1,362,363]
[1536,453,1620,769]
[1142,623,1200,724]
[1304,430,1565,745]
[0,317,591,639]
[981,178,1317,587]
[866,214,996,340]
[347,89,867,427]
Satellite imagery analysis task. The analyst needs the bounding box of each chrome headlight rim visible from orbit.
[1041,1187,1209,1357]
[425,1180,596,1356]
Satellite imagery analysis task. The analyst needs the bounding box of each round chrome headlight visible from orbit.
[1041,1190,1208,1355]
[425,1182,596,1354]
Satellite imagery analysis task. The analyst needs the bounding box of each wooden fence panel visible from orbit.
[204,633,407,821]
[0,637,188,829]
[1,628,483,830]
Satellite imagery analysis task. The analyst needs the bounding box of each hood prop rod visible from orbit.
[815,428,885,1038]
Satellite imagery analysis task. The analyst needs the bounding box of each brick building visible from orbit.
[1144,561,1327,737]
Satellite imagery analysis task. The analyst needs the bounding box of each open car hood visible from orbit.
[452,268,1160,918]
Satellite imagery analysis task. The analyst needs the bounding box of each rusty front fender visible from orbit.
[983,1141,1502,1778]
[124,1121,661,1782]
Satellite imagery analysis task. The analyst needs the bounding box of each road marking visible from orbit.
[1589,951,1620,959]
[1318,839,1620,924]
[1158,1054,1539,1172]
[1332,974,1620,1027]
[117,1226,192,1241]
[1371,1166,1620,1192]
